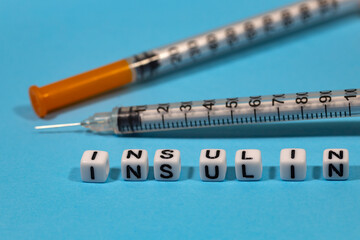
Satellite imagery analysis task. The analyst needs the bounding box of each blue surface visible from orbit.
[1,0,360,239]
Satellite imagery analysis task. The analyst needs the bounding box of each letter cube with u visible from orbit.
[199,149,226,181]
[121,149,149,181]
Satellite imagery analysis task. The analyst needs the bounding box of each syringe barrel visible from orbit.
[30,0,360,118]
[113,89,360,134]
[128,0,360,80]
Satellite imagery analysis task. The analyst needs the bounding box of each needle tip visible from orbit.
[34,123,81,130]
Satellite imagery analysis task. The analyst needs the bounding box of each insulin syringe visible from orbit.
[29,0,360,117]
[35,88,360,135]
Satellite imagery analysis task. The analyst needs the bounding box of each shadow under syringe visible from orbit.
[35,119,360,138]
[127,120,360,139]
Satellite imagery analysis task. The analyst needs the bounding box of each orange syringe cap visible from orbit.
[29,59,133,118]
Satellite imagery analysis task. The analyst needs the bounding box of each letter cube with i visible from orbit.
[323,149,349,180]
[121,149,148,181]
[199,149,226,181]
[154,149,181,181]
[80,150,109,183]
[280,148,306,181]
[235,149,262,181]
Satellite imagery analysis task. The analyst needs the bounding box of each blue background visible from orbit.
[1,0,360,239]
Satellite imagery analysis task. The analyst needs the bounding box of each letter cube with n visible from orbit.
[154,149,181,181]
[323,149,349,180]
[235,149,262,181]
[121,149,148,181]
[80,150,109,183]
[199,149,226,181]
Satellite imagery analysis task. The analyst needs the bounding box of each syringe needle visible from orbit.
[34,122,81,130]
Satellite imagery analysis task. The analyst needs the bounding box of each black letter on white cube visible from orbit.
[323,149,349,180]
[280,148,306,181]
[80,150,109,183]
[121,149,149,181]
[235,149,262,181]
[154,149,181,181]
[200,149,226,181]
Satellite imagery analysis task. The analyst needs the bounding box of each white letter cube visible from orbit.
[80,150,109,183]
[199,149,226,181]
[280,148,306,181]
[154,149,181,181]
[323,149,349,180]
[121,149,148,181]
[235,149,262,181]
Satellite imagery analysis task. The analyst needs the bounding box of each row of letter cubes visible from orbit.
[80,148,349,183]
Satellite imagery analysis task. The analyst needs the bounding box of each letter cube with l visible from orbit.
[121,149,148,181]
[280,148,306,181]
[323,149,349,180]
[154,149,181,181]
[199,149,226,181]
[235,149,262,181]
[80,150,109,183]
